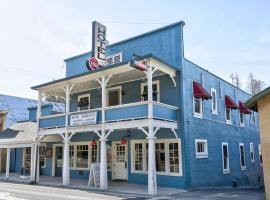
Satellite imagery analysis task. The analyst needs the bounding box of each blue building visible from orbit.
[4,21,262,195]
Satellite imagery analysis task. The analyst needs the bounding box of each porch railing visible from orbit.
[38,101,178,129]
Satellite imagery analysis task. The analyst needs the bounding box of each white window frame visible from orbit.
[107,86,122,106]
[239,143,246,170]
[211,88,218,114]
[77,94,90,111]
[106,52,122,66]
[195,139,208,159]
[221,142,230,174]
[250,111,256,124]
[250,143,255,163]
[130,139,182,176]
[39,143,47,168]
[193,97,203,118]
[239,112,245,127]
[225,108,232,124]
[140,80,160,102]
[258,144,263,166]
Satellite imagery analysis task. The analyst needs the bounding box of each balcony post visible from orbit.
[37,90,42,132]
[147,60,157,195]
[100,74,108,190]
[5,148,10,179]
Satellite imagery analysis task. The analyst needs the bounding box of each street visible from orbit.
[0,182,265,200]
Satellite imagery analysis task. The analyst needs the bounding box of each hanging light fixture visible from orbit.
[91,139,97,145]
[121,137,127,145]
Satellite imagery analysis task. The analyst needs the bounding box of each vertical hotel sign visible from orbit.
[89,21,107,69]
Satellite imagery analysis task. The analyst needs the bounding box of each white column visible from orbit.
[30,144,35,181]
[36,144,40,183]
[62,132,70,185]
[37,91,42,131]
[147,62,157,195]
[100,74,108,190]
[5,148,10,179]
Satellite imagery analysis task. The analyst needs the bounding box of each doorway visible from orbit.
[112,141,128,180]
[55,146,63,177]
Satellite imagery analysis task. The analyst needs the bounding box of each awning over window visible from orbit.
[193,81,212,100]
[225,95,239,109]
[239,101,252,114]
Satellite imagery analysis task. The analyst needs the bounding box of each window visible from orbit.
[259,144,263,166]
[211,88,217,114]
[193,97,203,117]
[106,52,122,66]
[69,145,75,168]
[107,86,121,106]
[76,145,89,169]
[250,111,256,124]
[39,145,46,168]
[195,139,208,158]
[77,94,90,111]
[239,143,246,170]
[222,142,230,174]
[250,143,255,163]
[134,143,143,171]
[225,108,232,124]
[141,80,160,102]
[239,112,244,127]
[131,139,182,176]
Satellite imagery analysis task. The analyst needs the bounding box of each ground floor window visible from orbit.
[222,142,230,174]
[131,139,182,176]
[239,143,246,170]
[195,139,208,158]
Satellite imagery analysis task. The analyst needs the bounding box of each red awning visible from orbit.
[193,81,212,100]
[225,95,239,109]
[239,101,252,114]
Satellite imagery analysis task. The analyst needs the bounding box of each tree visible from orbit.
[45,95,65,103]
[247,72,265,96]
[229,73,241,89]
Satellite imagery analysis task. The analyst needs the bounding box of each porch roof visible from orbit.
[31,54,179,96]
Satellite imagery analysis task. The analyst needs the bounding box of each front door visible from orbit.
[112,142,128,180]
[55,146,63,177]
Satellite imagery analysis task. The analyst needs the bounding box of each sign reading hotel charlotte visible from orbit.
[86,21,107,70]
[70,112,97,126]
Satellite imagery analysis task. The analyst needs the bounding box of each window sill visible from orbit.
[239,123,245,128]
[223,170,230,174]
[251,160,255,164]
[225,120,232,125]
[212,110,218,115]
[196,154,208,159]
[241,166,246,171]
[193,113,203,119]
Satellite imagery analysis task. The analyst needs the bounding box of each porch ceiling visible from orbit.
[35,57,177,97]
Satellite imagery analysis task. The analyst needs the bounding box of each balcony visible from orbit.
[38,102,178,129]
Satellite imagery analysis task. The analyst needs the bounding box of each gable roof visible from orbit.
[245,86,270,111]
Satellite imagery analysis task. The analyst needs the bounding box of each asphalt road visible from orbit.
[0,182,265,200]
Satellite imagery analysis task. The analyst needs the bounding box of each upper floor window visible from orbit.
[250,143,255,163]
[239,112,245,127]
[193,98,203,117]
[195,139,208,158]
[222,142,230,174]
[141,80,160,102]
[77,94,90,111]
[107,86,122,106]
[239,143,246,170]
[106,52,122,66]
[211,88,217,114]
[258,144,263,166]
[250,111,256,124]
[225,108,232,124]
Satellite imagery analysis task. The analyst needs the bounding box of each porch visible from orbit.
[0,173,185,196]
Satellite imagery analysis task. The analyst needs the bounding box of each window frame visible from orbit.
[195,139,208,159]
[106,52,122,66]
[193,97,203,118]
[225,108,232,124]
[221,142,230,174]
[77,94,90,111]
[211,88,218,114]
[250,143,255,163]
[239,143,246,170]
[250,111,256,124]
[39,143,47,168]
[258,144,263,166]
[239,112,245,127]
[107,86,122,106]
[140,80,160,102]
[130,139,182,176]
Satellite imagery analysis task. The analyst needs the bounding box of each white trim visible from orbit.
[258,144,263,166]
[239,143,246,170]
[250,143,255,163]
[193,97,203,118]
[111,141,128,180]
[225,108,232,125]
[130,139,182,176]
[141,80,160,102]
[106,86,122,106]
[221,142,230,174]
[239,112,245,127]
[77,94,91,111]
[195,139,208,159]
[211,88,218,114]
[249,111,256,125]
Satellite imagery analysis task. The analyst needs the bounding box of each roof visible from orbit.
[31,54,179,90]
[0,121,36,147]
[64,21,185,62]
[245,86,270,111]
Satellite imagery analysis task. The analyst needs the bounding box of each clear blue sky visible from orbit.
[0,0,269,99]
